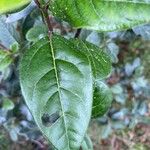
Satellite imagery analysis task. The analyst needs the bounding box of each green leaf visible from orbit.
[0,50,13,71]
[10,42,19,53]
[81,135,93,150]
[50,0,150,32]
[92,81,112,118]
[71,39,111,80]
[0,0,31,14]
[20,35,93,150]
[26,25,48,42]
[2,98,14,110]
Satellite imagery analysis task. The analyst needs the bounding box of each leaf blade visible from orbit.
[51,0,150,31]
[0,50,13,70]
[92,81,112,118]
[71,39,111,80]
[20,35,93,150]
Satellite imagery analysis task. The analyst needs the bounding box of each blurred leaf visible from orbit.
[0,0,31,14]
[111,84,123,94]
[0,50,13,71]
[112,108,128,120]
[9,128,18,142]
[132,143,149,150]
[20,105,33,121]
[81,135,93,150]
[80,30,91,40]
[0,67,11,82]
[111,121,126,130]
[0,17,19,49]
[131,77,148,91]
[105,42,119,63]
[2,98,14,110]
[132,100,148,116]
[86,31,101,46]
[101,124,112,139]
[125,58,141,76]
[115,94,127,105]
[133,24,150,40]
[6,1,36,23]
[10,42,19,53]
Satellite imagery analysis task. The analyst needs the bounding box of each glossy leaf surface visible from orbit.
[92,81,112,118]
[50,0,150,31]
[71,39,111,80]
[20,35,93,150]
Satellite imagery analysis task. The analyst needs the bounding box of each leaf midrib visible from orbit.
[49,38,70,150]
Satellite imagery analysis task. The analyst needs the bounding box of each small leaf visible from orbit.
[50,0,150,31]
[0,50,13,71]
[111,84,123,94]
[9,128,18,142]
[0,0,31,14]
[20,35,93,150]
[101,124,112,139]
[26,25,48,42]
[2,98,14,110]
[92,81,112,118]
[10,42,19,53]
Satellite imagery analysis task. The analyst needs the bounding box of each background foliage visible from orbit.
[0,1,150,150]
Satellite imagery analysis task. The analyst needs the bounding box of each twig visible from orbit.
[43,6,53,37]
[74,28,81,38]
[34,0,53,38]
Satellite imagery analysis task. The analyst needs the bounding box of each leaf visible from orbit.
[105,42,119,63]
[92,81,112,118]
[0,0,31,14]
[101,124,112,139]
[2,98,14,110]
[20,35,93,150]
[0,17,19,49]
[9,128,18,142]
[6,1,36,23]
[50,0,150,31]
[26,25,48,42]
[0,50,13,71]
[133,24,150,40]
[86,31,101,46]
[10,42,19,53]
[81,134,93,150]
[71,39,111,80]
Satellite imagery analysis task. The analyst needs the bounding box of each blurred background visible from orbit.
[0,5,150,150]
